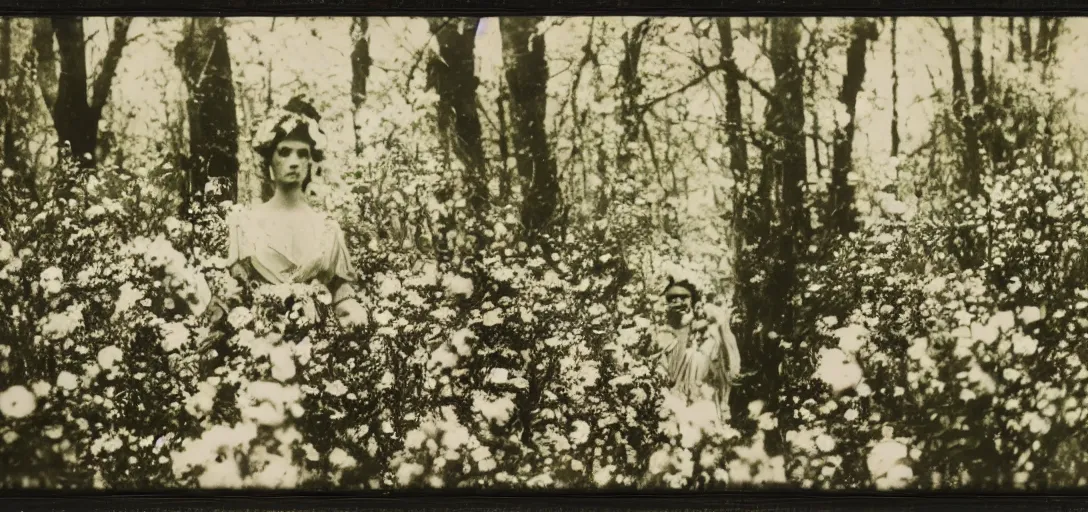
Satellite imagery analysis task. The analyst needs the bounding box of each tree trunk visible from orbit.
[940,18,982,197]
[350,17,371,156]
[1018,18,1033,64]
[828,18,877,236]
[0,18,16,173]
[597,19,651,217]
[755,17,808,455]
[891,17,901,157]
[1006,18,1016,63]
[427,18,489,241]
[176,17,240,210]
[717,16,759,416]
[33,17,129,170]
[500,17,560,246]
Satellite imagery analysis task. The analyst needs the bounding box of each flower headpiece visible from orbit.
[251,95,328,155]
[659,260,716,305]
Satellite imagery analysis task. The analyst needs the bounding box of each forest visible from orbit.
[1,15,1087,491]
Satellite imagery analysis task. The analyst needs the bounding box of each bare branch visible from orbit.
[91,17,132,113]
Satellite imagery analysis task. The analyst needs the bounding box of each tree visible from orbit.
[597,19,653,216]
[350,17,372,156]
[500,17,561,246]
[426,17,489,243]
[760,18,807,453]
[938,18,983,198]
[0,18,31,182]
[32,17,132,168]
[827,18,879,235]
[175,17,240,210]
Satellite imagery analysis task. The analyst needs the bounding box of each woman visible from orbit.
[654,277,741,420]
[178,96,367,327]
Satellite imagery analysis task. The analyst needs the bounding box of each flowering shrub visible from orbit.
[783,156,1088,491]
[6,135,1088,494]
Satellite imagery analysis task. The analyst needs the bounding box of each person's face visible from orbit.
[270,138,312,186]
[665,285,694,318]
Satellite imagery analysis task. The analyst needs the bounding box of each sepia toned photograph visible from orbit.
[0,14,1085,493]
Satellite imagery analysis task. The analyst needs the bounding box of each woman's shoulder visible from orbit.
[226,204,257,225]
[313,210,345,233]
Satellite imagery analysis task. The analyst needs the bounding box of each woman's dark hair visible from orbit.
[662,278,701,305]
[255,95,326,191]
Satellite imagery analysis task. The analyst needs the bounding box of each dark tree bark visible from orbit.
[1018,17,1033,64]
[596,19,652,216]
[496,78,513,201]
[350,17,372,156]
[0,18,18,173]
[891,17,901,157]
[34,17,131,168]
[747,17,808,455]
[828,18,878,235]
[1035,17,1062,72]
[500,17,561,246]
[427,18,489,235]
[1006,17,1016,63]
[717,16,760,416]
[176,17,240,210]
[717,18,749,183]
[939,18,982,197]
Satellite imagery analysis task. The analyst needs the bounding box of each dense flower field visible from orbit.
[1,143,1087,491]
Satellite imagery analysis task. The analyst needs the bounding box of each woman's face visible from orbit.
[664,284,694,317]
[270,138,312,186]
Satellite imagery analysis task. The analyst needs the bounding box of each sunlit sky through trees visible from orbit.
[25,17,1088,212]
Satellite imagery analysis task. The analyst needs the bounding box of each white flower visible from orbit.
[834,324,869,354]
[197,458,244,489]
[31,381,51,397]
[113,282,144,318]
[85,204,106,219]
[814,348,863,392]
[844,409,859,421]
[227,307,254,329]
[487,368,510,384]
[0,240,12,263]
[40,307,84,340]
[1019,306,1043,325]
[970,322,1000,345]
[269,345,297,382]
[378,276,402,297]
[450,329,474,356]
[96,345,123,370]
[396,462,424,486]
[443,273,474,297]
[990,311,1016,331]
[815,434,836,452]
[0,385,36,418]
[184,380,217,418]
[472,392,516,425]
[324,379,348,397]
[404,429,428,450]
[1011,332,1039,355]
[482,308,503,326]
[570,420,591,446]
[56,371,78,390]
[874,463,913,490]
[867,439,909,478]
[160,322,190,353]
[329,447,357,469]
